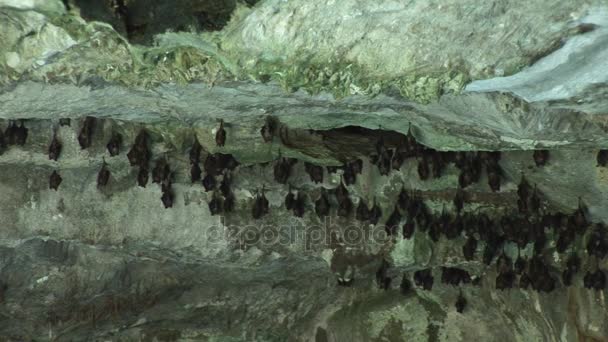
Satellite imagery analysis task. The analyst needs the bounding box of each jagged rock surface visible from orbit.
[1,0,608,341]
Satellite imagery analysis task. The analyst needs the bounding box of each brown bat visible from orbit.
[48,131,62,161]
[78,117,96,149]
[49,170,62,190]
[97,159,111,188]
[215,119,226,147]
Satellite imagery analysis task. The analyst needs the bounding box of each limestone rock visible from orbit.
[1,0,608,341]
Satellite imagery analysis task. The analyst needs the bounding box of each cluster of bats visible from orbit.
[371,187,606,313]
[2,117,608,313]
[322,129,606,313]
[0,118,239,210]
[354,165,606,313]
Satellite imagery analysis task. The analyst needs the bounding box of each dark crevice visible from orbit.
[243,0,262,7]
[61,0,71,11]
[196,11,232,31]
[71,0,237,45]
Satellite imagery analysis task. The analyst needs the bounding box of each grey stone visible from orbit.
[1,0,608,341]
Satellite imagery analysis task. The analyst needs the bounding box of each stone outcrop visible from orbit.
[1,1,608,341]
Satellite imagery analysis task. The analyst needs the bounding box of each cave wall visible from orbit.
[1,0,608,341]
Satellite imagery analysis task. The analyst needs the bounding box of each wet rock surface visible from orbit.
[1,0,608,341]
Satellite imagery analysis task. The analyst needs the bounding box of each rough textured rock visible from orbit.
[1,0,608,341]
